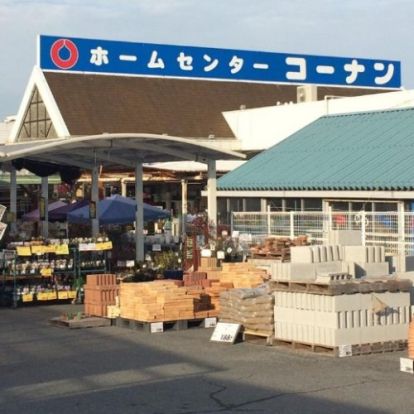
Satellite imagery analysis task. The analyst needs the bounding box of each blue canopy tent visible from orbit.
[48,199,89,222]
[67,195,170,225]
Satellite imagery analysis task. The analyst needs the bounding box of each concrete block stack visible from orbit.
[271,245,389,282]
[343,246,389,278]
[273,280,411,348]
[271,245,349,281]
[84,274,119,317]
[220,287,274,336]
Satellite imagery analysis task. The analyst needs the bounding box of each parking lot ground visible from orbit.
[1,304,414,414]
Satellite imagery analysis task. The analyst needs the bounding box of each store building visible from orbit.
[216,106,414,222]
[1,35,399,218]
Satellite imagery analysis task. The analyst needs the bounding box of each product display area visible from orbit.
[0,237,112,306]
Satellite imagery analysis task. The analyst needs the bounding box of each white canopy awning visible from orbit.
[0,133,245,169]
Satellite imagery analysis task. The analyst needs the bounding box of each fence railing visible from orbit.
[231,211,414,256]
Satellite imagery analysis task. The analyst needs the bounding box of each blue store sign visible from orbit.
[39,35,401,89]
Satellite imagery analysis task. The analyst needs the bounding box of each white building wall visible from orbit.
[224,89,414,151]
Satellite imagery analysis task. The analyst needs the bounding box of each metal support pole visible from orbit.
[121,179,127,197]
[41,176,49,238]
[361,210,366,246]
[207,159,217,238]
[289,211,295,239]
[267,205,271,236]
[135,161,144,262]
[398,201,406,272]
[91,166,99,237]
[10,166,17,234]
[181,179,188,237]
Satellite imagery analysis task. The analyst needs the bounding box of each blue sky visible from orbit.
[1,0,413,119]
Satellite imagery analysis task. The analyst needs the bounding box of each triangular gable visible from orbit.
[9,66,69,143]
[17,86,57,140]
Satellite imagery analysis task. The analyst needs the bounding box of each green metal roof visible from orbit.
[218,107,414,191]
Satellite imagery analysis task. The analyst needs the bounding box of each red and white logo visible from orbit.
[50,39,79,70]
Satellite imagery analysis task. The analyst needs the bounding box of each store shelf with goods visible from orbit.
[0,237,114,307]
[0,241,78,307]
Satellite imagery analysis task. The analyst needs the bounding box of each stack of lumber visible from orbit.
[84,274,119,317]
[250,236,309,260]
[219,286,274,336]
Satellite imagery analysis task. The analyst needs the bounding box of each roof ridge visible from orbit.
[321,105,414,119]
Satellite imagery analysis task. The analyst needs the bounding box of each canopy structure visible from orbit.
[0,133,245,169]
[2,133,245,261]
[22,200,67,222]
[48,199,89,222]
[67,195,170,225]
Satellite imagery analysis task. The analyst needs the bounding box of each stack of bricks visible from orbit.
[119,263,268,322]
[120,280,218,322]
[183,271,207,287]
[84,274,119,317]
[250,236,309,260]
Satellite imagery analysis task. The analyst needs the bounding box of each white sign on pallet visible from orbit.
[210,322,241,344]
[150,322,164,333]
[338,344,353,358]
[204,317,217,328]
[400,357,414,374]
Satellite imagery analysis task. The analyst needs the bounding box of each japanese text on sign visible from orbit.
[39,35,401,88]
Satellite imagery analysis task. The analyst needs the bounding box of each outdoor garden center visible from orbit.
[2,34,414,393]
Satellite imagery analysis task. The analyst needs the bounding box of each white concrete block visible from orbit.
[311,246,321,263]
[332,245,342,261]
[355,262,390,278]
[290,263,316,280]
[290,246,314,263]
[315,261,344,276]
[274,291,410,347]
[343,246,368,263]
[328,230,362,246]
[319,246,327,262]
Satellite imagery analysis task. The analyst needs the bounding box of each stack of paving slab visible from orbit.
[219,286,274,336]
[273,281,411,348]
[271,245,389,282]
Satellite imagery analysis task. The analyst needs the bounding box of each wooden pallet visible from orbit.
[49,316,111,329]
[114,316,217,332]
[273,338,407,357]
[242,329,274,346]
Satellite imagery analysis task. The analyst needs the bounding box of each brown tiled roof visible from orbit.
[44,72,387,138]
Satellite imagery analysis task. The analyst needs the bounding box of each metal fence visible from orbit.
[231,211,414,256]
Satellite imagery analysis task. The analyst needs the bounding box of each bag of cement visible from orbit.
[240,316,274,325]
[237,303,274,312]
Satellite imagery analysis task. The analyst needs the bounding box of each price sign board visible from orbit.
[210,322,241,344]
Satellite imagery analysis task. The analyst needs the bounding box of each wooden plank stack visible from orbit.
[84,274,119,317]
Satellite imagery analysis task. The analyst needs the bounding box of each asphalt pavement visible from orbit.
[1,304,414,414]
